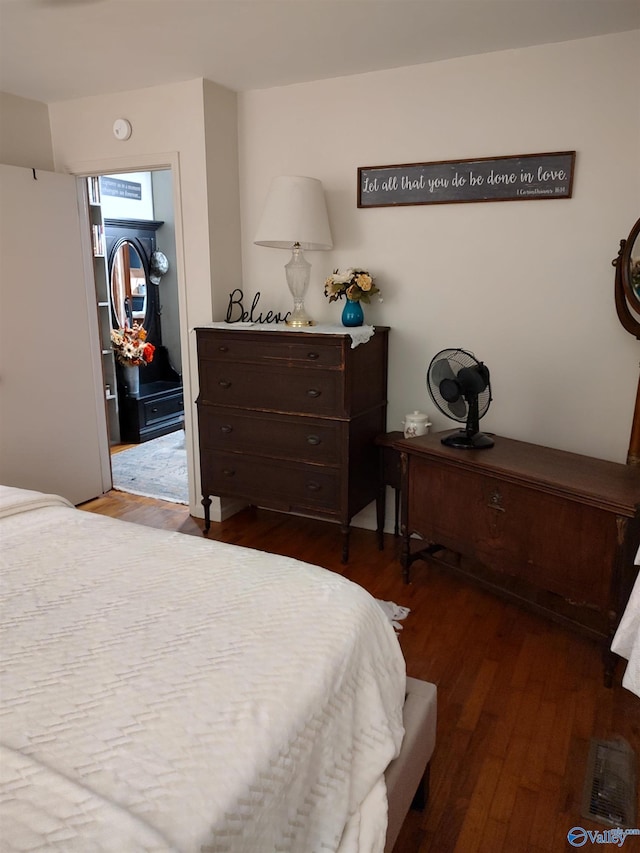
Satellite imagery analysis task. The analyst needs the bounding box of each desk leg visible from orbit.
[341,524,350,564]
[400,534,412,584]
[401,538,446,585]
[376,484,386,550]
[603,648,617,689]
[394,488,400,537]
[603,514,633,688]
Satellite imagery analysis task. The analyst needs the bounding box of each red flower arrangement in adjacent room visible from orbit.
[111,323,155,367]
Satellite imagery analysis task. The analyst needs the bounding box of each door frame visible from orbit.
[67,152,197,514]
[76,177,112,493]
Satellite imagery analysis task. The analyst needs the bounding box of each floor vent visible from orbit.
[581,737,637,828]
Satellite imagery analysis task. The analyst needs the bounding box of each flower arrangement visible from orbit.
[324,268,381,303]
[111,323,155,367]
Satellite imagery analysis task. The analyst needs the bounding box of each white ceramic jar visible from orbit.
[402,410,431,438]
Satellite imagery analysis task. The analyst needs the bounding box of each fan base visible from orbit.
[441,431,495,450]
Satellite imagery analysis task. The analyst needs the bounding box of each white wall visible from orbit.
[152,169,182,373]
[204,79,243,321]
[0,91,53,170]
[48,78,243,519]
[238,31,640,466]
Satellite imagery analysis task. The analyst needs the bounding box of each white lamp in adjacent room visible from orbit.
[254,175,333,326]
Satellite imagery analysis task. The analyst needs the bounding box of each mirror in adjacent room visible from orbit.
[111,240,147,329]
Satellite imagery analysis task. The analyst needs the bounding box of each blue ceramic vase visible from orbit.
[341,298,364,327]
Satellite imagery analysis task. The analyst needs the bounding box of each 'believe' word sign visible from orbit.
[357,151,576,208]
[225,289,290,324]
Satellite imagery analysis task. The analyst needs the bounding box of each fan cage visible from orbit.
[427,348,492,424]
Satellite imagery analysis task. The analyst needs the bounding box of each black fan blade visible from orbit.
[440,377,461,403]
[447,397,468,419]
[431,358,457,386]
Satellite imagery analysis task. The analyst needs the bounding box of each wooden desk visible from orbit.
[396,431,640,685]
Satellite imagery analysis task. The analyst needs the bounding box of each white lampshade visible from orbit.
[254,176,333,251]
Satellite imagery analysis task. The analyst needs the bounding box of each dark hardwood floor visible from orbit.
[80,491,640,853]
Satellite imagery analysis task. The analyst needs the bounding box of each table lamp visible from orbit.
[254,175,333,326]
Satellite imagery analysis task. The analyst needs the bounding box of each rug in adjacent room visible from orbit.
[111,430,188,504]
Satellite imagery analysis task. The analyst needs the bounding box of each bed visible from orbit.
[0,485,407,852]
[611,546,640,699]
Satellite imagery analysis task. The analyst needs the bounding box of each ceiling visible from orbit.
[0,0,638,104]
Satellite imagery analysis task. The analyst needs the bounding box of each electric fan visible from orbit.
[426,348,494,449]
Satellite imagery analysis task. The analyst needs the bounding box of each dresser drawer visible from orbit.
[143,392,184,427]
[198,407,342,464]
[198,332,344,368]
[201,451,340,513]
[199,362,344,416]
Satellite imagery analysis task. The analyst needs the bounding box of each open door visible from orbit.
[0,165,110,504]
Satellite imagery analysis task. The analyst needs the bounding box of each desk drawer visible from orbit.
[143,392,184,426]
[408,457,614,608]
[201,451,340,513]
[199,362,343,416]
[199,407,342,464]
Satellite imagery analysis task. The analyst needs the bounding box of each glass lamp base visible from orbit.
[285,245,314,327]
[286,300,315,326]
[286,316,315,327]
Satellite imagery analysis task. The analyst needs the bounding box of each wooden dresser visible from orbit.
[396,430,640,683]
[195,325,389,560]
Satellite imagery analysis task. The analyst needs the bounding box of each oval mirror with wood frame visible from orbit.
[613,216,640,464]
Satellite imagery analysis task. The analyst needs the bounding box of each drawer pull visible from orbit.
[306,481,321,492]
[488,490,505,512]
[218,345,229,353]
[151,407,158,413]
[307,352,320,360]
[222,468,235,477]
[307,435,321,446]
[307,389,321,398]
[220,425,233,434]
[218,379,232,389]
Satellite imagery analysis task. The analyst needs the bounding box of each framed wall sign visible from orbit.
[100,176,142,201]
[357,151,576,208]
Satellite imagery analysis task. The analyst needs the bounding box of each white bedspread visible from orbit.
[611,545,640,699]
[0,485,405,852]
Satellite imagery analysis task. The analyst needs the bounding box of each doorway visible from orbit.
[91,168,188,505]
